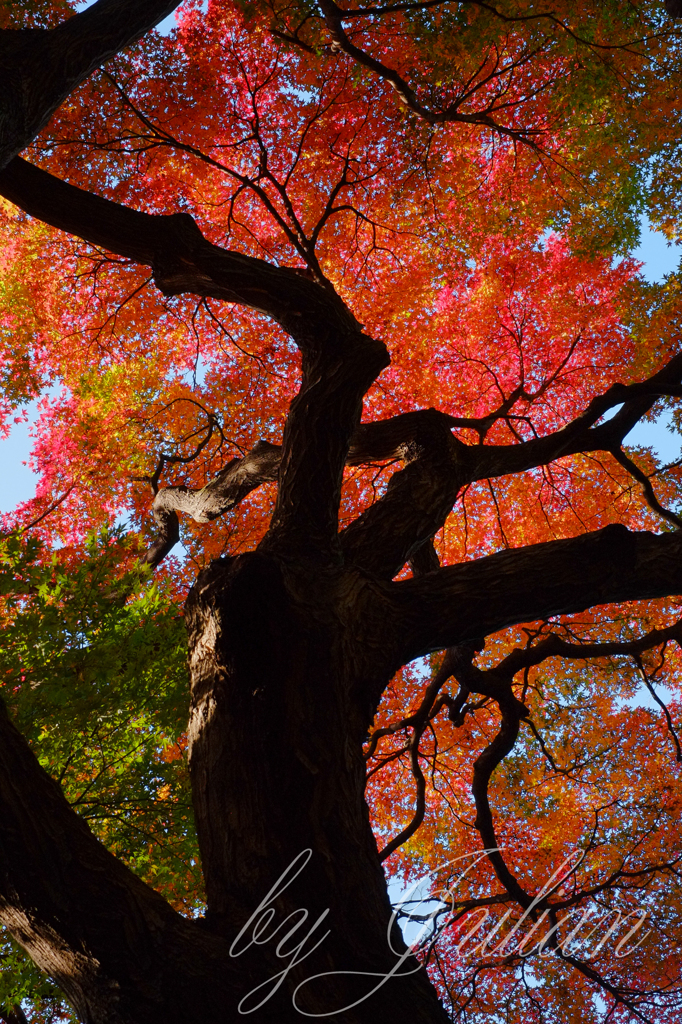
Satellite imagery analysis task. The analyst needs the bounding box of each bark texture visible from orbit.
[0,702,242,1024]
[1,8,682,1023]
[4,156,682,1024]
[0,1,179,171]
[183,552,451,1022]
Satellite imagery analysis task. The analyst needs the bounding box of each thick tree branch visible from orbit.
[0,702,239,1024]
[143,348,682,568]
[347,358,682,577]
[342,409,468,577]
[0,158,354,341]
[6,164,682,576]
[408,537,442,576]
[383,525,682,665]
[144,410,465,567]
[0,1006,28,1024]
[0,0,180,170]
[0,157,389,560]
[142,440,282,568]
[343,358,682,577]
[461,356,682,483]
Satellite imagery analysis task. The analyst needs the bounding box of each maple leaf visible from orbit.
[1,2,682,1023]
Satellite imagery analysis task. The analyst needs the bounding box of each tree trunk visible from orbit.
[184,550,450,1023]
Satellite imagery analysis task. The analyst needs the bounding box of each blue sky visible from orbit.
[1,216,681,514]
[624,221,682,459]
[2,4,680,513]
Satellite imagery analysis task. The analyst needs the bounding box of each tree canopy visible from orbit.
[2,1,682,1022]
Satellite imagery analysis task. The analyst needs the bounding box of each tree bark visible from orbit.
[183,551,450,1022]
[0,701,243,1024]
[5,520,682,1021]
[388,524,682,665]
[0,1,180,171]
[2,21,682,1020]
[0,1005,29,1024]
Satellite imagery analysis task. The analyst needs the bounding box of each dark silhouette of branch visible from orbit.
[611,446,682,529]
[16,483,75,533]
[316,0,548,143]
[633,652,682,763]
[0,0,180,170]
[386,525,682,665]
[0,700,239,1021]
[0,1005,29,1024]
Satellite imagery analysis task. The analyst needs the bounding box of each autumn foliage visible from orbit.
[2,1,682,1022]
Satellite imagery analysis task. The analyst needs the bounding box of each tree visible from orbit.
[1,0,682,1021]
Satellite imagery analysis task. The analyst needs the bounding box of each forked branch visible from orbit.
[316,0,550,144]
[0,157,389,561]
[142,439,281,567]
